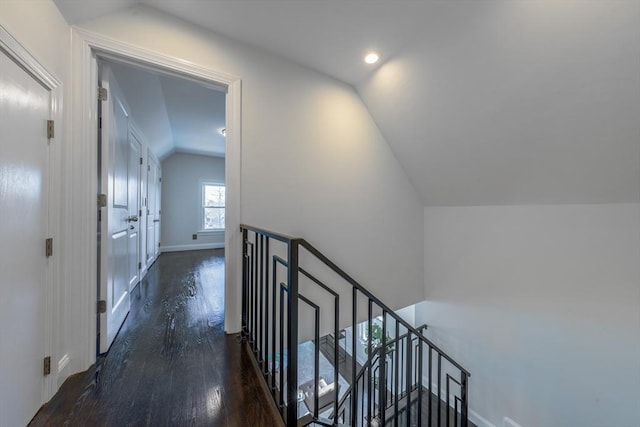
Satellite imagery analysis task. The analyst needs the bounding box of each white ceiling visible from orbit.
[54,0,640,205]
[107,60,226,159]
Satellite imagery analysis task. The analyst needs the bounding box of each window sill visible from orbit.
[198,229,225,235]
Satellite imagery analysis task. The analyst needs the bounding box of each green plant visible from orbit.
[363,324,395,356]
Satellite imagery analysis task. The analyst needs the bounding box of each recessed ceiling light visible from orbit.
[219,128,226,137]
[364,52,380,64]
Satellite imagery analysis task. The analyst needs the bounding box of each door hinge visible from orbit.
[140,157,143,165]
[98,87,108,101]
[47,120,54,139]
[139,209,142,217]
[45,238,53,257]
[97,300,107,314]
[97,193,107,207]
[138,262,142,270]
[44,356,51,376]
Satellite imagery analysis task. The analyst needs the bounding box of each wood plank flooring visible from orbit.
[30,249,281,427]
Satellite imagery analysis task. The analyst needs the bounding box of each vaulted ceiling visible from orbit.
[107,60,226,159]
[54,0,640,205]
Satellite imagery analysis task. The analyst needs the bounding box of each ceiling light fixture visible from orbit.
[364,52,380,64]
[219,128,226,137]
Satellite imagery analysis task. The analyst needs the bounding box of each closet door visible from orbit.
[146,154,161,264]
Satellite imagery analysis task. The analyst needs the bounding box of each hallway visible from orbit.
[30,249,279,426]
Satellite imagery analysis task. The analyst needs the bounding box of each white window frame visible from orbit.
[200,180,226,233]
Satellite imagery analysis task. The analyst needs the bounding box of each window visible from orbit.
[202,182,225,230]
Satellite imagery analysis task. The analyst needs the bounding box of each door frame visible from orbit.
[72,28,242,369]
[0,24,62,403]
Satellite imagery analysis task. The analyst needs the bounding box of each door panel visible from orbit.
[146,155,160,265]
[0,48,49,427]
[154,171,161,259]
[99,65,131,353]
[128,133,141,288]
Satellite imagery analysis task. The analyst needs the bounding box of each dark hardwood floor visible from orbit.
[30,249,281,427]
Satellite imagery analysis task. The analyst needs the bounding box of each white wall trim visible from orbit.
[471,409,496,427]
[161,243,225,252]
[423,378,495,427]
[71,27,242,372]
[0,23,63,404]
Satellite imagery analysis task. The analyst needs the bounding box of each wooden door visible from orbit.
[0,46,50,426]
[99,65,132,353]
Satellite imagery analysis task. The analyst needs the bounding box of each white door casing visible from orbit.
[0,42,51,425]
[73,29,241,370]
[99,64,132,353]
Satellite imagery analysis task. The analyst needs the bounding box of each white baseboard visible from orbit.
[57,353,70,374]
[423,378,495,427]
[503,417,523,427]
[161,243,225,253]
[471,409,496,427]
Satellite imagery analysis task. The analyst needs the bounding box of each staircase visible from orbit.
[241,225,470,427]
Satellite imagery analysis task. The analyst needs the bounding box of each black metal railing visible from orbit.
[241,225,471,427]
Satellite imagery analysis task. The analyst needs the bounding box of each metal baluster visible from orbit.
[285,240,300,426]
[241,228,248,335]
[405,331,412,427]
[279,283,285,410]
[428,347,432,427]
[258,235,264,365]
[380,310,387,424]
[461,372,468,427]
[334,295,340,417]
[271,257,277,391]
[367,300,373,425]
[351,287,358,427]
[418,340,423,427]
[394,322,399,427]
[437,355,442,427]
[446,375,450,427]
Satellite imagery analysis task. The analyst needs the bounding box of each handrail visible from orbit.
[240,224,296,243]
[240,225,467,373]
[297,236,469,376]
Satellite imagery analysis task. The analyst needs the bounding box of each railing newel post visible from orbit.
[241,227,248,335]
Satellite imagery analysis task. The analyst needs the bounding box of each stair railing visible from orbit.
[241,225,471,426]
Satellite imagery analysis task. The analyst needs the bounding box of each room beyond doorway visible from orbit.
[96,56,229,355]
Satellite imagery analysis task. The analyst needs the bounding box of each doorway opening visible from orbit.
[96,57,228,355]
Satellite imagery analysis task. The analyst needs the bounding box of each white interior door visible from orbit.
[128,132,141,289]
[154,170,161,258]
[0,48,50,426]
[99,65,132,353]
[146,155,160,264]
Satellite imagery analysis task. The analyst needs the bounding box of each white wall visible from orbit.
[161,152,225,251]
[421,204,640,427]
[77,6,425,313]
